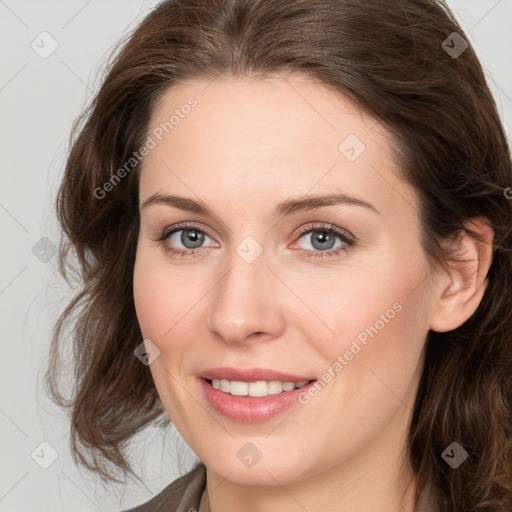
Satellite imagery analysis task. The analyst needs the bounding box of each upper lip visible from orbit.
[199,367,315,383]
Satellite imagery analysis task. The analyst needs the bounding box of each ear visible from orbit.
[429,217,494,333]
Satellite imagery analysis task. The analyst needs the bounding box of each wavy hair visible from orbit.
[46,0,512,509]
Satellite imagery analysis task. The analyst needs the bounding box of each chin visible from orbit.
[197,439,319,487]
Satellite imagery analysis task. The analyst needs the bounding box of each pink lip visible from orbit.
[197,367,317,423]
[199,367,313,382]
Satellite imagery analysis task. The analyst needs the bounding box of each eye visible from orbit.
[168,228,212,249]
[155,223,216,257]
[293,223,355,258]
[154,222,355,259]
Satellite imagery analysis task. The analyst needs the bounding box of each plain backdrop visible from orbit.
[1,1,511,511]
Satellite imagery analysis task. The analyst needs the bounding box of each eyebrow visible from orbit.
[140,192,380,216]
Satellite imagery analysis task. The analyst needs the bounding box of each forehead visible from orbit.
[139,75,418,218]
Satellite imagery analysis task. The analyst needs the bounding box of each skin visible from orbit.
[132,74,494,512]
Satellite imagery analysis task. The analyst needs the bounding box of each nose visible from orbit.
[206,244,286,345]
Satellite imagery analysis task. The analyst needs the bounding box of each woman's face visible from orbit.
[133,75,438,487]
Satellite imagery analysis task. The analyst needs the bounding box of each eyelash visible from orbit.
[153,222,356,259]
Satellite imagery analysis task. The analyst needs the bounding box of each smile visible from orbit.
[198,368,318,422]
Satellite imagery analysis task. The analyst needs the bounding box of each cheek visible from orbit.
[287,265,402,352]
[294,255,430,394]
[132,250,201,419]
[291,272,429,465]
[133,249,204,345]
[132,256,168,341]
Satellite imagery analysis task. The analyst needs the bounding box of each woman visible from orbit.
[45,0,512,511]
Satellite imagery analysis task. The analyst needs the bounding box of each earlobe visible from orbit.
[429,217,494,333]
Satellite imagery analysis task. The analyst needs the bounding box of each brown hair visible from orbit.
[46,0,512,509]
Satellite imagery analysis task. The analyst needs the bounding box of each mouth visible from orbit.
[197,367,318,422]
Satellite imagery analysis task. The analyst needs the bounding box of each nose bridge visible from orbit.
[206,238,285,344]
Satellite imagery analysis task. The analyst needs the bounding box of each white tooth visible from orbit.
[283,381,295,392]
[295,380,308,388]
[248,381,268,397]
[212,378,221,389]
[267,381,284,395]
[219,379,230,393]
[230,381,249,396]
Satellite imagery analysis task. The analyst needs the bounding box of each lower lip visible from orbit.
[198,378,316,423]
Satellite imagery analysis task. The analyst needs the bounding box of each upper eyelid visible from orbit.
[163,222,216,240]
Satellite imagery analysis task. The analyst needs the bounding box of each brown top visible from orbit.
[122,463,440,512]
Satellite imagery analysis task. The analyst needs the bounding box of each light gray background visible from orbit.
[1,1,511,511]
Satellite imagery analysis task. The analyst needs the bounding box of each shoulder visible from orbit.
[121,463,206,512]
